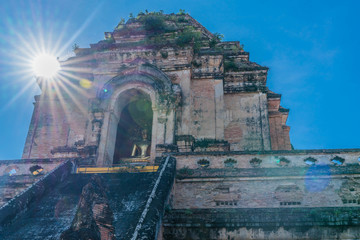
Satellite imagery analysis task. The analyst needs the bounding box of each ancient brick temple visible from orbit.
[1,12,360,240]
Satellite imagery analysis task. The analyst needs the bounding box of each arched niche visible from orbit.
[112,89,153,164]
[94,65,180,166]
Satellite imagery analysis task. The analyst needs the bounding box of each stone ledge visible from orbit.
[170,148,360,156]
[224,85,267,93]
[0,158,73,165]
[176,165,360,179]
[164,207,360,228]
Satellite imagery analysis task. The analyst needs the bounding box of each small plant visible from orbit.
[160,51,168,59]
[175,26,202,49]
[224,158,237,168]
[104,34,114,43]
[157,91,179,113]
[178,9,186,15]
[197,159,210,168]
[72,43,79,52]
[209,32,224,48]
[209,39,217,48]
[137,11,145,17]
[224,60,239,71]
[144,15,165,31]
[129,13,134,19]
[229,45,238,53]
[115,18,125,30]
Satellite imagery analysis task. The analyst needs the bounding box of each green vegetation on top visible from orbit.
[110,10,230,54]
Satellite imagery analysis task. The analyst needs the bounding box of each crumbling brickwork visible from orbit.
[21,12,291,163]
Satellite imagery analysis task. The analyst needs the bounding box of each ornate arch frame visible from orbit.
[91,64,180,166]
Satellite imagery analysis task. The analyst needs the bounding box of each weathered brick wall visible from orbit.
[224,92,270,151]
[20,13,293,164]
[171,150,360,209]
[267,93,291,150]
[22,94,88,159]
[173,174,357,209]
[22,96,69,159]
[163,208,360,240]
[0,158,67,207]
[190,79,217,139]
[0,158,64,176]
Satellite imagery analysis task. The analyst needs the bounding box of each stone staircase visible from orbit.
[0,157,176,240]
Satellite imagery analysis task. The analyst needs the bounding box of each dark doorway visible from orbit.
[113,94,153,164]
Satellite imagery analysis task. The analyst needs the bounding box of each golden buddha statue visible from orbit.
[131,129,150,159]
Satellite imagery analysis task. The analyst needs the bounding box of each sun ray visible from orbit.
[47,82,65,129]
[0,1,104,117]
[50,80,73,123]
[52,20,71,57]
[58,2,103,55]
[58,75,92,101]
[58,71,93,98]
[55,76,88,116]
[1,77,38,112]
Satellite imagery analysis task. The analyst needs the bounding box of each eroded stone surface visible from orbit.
[21,12,291,165]
[60,175,115,240]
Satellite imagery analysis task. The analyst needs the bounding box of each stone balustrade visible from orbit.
[173,148,360,169]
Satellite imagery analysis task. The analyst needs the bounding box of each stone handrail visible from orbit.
[0,160,72,226]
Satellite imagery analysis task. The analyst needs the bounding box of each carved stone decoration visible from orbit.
[95,63,180,165]
[88,107,104,146]
[172,84,182,104]
[338,178,360,204]
[274,184,304,204]
[89,98,105,114]
[213,184,241,207]
[250,158,262,167]
[90,119,103,145]
[276,157,290,167]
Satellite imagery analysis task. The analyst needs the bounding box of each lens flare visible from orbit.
[0,1,103,119]
[80,79,92,89]
[32,54,61,78]
[305,164,331,192]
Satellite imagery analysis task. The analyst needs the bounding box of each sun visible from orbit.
[32,54,61,78]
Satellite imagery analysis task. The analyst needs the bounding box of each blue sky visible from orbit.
[0,0,359,159]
